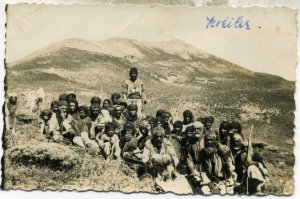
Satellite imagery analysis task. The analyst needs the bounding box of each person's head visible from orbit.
[58,101,68,117]
[127,104,138,117]
[183,110,194,124]
[50,100,60,113]
[90,103,100,117]
[203,116,214,130]
[156,109,165,119]
[152,126,165,148]
[193,121,204,137]
[230,121,242,134]
[219,121,231,135]
[59,93,68,103]
[162,112,172,124]
[204,131,217,156]
[185,126,195,139]
[68,98,78,114]
[139,120,151,136]
[173,121,183,134]
[111,93,121,105]
[118,98,128,111]
[114,105,123,118]
[231,133,244,152]
[79,105,89,119]
[123,122,135,136]
[90,96,101,106]
[105,122,116,137]
[129,67,138,81]
[66,91,76,102]
[146,116,158,129]
[102,99,111,110]
[40,109,52,122]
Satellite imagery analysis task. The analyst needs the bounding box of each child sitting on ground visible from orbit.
[96,122,121,160]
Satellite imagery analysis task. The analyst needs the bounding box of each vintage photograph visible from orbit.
[2,3,297,195]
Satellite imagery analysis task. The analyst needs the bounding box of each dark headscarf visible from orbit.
[90,96,101,105]
[128,104,138,111]
[59,93,68,102]
[51,100,60,108]
[111,93,121,101]
[230,121,242,134]
[130,67,138,74]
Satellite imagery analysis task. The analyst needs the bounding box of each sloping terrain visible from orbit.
[3,38,295,194]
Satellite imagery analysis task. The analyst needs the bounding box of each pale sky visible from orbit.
[6,4,297,80]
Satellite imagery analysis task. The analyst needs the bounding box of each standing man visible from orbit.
[122,67,146,119]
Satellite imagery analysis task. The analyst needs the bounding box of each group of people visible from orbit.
[38,67,269,195]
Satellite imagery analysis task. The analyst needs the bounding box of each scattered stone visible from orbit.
[252,140,269,148]
[265,145,279,152]
[278,162,285,166]
[284,139,294,146]
[17,114,36,124]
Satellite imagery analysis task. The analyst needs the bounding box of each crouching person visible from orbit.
[142,126,179,181]
[231,133,269,195]
[191,132,236,195]
[96,122,121,160]
[48,102,81,144]
[39,109,53,134]
[79,103,112,155]
[122,120,151,175]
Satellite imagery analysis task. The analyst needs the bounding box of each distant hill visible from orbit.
[6,37,292,92]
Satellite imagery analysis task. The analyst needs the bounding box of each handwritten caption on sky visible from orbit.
[206,16,251,30]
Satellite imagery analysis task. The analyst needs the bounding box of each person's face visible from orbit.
[103,101,110,109]
[112,97,119,105]
[184,116,192,124]
[221,128,228,134]
[163,116,169,123]
[174,126,182,134]
[186,130,194,139]
[115,108,122,117]
[195,127,202,135]
[79,110,86,119]
[91,108,100,116]
[125,128,133,135]
[42,115,50,122]
[205,137,216,148]
[153,133,164,148]
[107,128,115,137]
[204,122,212,130]
[51,105,58,113]
[59,106,67,117]
[232,135,243,151]
[129,109,137,116]
[130,72,137,81]
[232,128,239,134]
[69,102,76,113]
[60,99,67,104]
[204,137,216,155]
[67,94,76,101]
[139,127,148,136]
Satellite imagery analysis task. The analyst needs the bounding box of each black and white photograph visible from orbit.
[1,3,297,196]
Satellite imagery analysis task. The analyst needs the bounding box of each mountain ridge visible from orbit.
[6,37,292,92]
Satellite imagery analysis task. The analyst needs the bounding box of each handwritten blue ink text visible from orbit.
[206,16,250,30]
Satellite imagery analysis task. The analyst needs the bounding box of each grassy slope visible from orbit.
[3,40,295,194]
